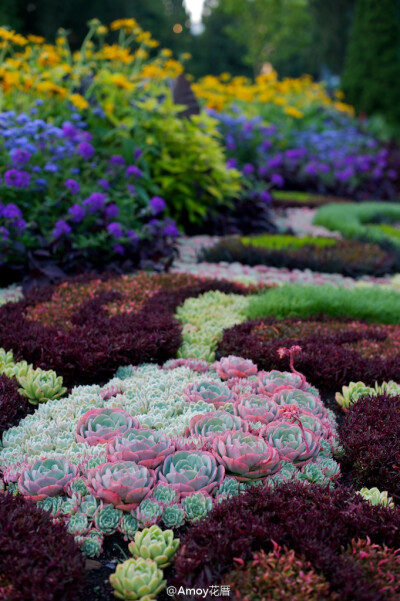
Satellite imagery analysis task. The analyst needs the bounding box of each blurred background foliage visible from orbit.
[1,0,400,127]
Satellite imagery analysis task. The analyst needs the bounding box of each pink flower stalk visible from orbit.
[277,346,306,387]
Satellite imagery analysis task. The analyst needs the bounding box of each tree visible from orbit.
[217,0,313,76]
[188,0,252,78]
[342,0,400,125]
[7,0,191,54]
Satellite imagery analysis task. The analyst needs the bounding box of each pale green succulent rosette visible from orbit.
[358,487,395,508]
[335,381,375,411]
[128,524,179,568]
[17,366,67,404]
[110,557,166,601]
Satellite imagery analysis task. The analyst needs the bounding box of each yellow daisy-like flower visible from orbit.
[96,25,109,36]
[161,48,173,57]
[69,93,89,110]
[284,106,304,118]
[110,18,137,32]
[110,73,134,90]
[27,34,45,44]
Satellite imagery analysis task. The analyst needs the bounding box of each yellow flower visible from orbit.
[136,31,152,43]
[36,81,68,98]
[284,106,304,118]
[161,48,173,57]
[105,103,114,115]
[96,25,108,36]
[220,72,231,82]
[27,34,45,44]
[110,73,134,90]
[110,18,137,32]
[181,52,192,61]
[69,93,89,110]
[134,48,149,60]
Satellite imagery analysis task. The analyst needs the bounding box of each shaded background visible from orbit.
[1,0,400,126]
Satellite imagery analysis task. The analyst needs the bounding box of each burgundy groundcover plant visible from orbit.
[340,393,400,501]
[0,273,250,386]
[172,483,400,601]
[218,316,400,392]
[0,492,85,601]
[0,373,30,435]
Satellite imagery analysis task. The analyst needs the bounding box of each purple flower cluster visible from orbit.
[209,108,398,198]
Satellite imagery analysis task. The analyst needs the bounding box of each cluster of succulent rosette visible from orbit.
[0,353,340,562]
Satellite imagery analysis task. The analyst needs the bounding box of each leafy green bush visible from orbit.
[248,284,400,324]
[241,234,336,250]
[313,202,400,249]
[109,96,241,225]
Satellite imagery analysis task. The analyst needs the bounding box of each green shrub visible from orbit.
[313,202,400,249]
[241,234,336,250]
[247,284,400,324]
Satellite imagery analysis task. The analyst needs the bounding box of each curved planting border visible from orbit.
[199,236,399,278]
[217,316,400,393]
[0,273,249,387]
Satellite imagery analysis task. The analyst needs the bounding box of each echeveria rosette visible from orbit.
[156,451,224,498]
[186,411,247,439]
[262,422,320,466]
[86,461,155,512]
[128,524,179,569]
[18,458,77,501]
[76,408,140,446]
[181,492,213,522]
[109,557,166,601]
[256,370,309,394]
[335,381,376,411]
[162,504,185,528]
[184,380,236,408]
[213,355,258,380]
[107,429,175,468]
[273,389,328,420]
[17,367,67,405]
[135,499,163,528]
[235,394,280,425]
[212,431,281,482]
[358,487,395,508]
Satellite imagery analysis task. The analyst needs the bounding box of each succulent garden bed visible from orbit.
[1,15,400,601]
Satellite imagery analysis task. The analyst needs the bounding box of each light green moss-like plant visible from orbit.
[128,524,179,568]
[17,367,67,405]
[109,557,166,601]
[241,233,336,250]
[314,201,400,250]
[248,284,400,324]
[175,291,250,361]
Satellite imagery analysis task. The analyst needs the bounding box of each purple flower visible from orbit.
[0,226,9,241]
[68,204,86,223]
[127,230,139,243]
[1,204,22,221]
[127,184,136,195]
[4,169,30,189]
[10,147,31,166]
[105,204,119,219]
[257,166,268,178]
[149,196,166,215]
[52,220,71,238]
[77,142,95,161]
[109,155,125,166]
[113,244,125,255]
[259,190,271,204]
[44,162,58,173]
[242,164,255,177]
[83,192,107,213]
[271,173,284,187]
[267,155,283,169]
[125,165,142,178]
[163,221,179,237]
[35,178,47,187]
[107,222,124,239]
[64,179,80,194]
[98,179,110,190]
[134,148,143,161]
[62,122,79,141]
[226,158,238,169]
